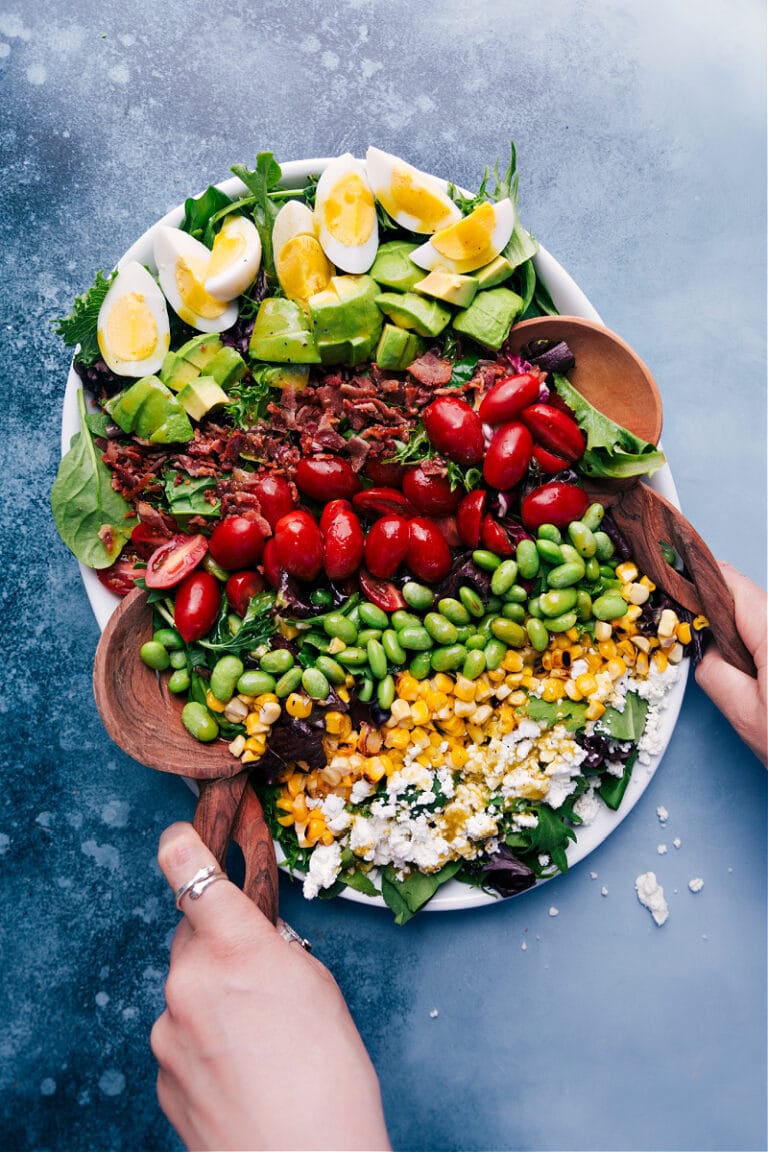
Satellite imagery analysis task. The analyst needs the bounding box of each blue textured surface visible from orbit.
[1,2,765,1150]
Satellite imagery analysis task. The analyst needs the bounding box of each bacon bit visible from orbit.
[407,351,453,388]
[98,523,118,552]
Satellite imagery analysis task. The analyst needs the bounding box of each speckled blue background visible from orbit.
[1,2,765,1150]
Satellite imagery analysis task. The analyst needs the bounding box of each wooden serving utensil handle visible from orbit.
[194,772,279,925]
[589,483,756,678]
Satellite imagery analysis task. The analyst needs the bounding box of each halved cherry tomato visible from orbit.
[363,459,405,488]
[456,489,487,548]
[96,552,145,596]
[225,570,265,617]
[321,500,365,581]
[483,423,534,491]
[433,514,462,548]
[478,373,540,425]
[520,403,585,462]
[144,534,208,589]
[353,487,416,520]
[521,481,589,529]
[295,457,362,502]
[423,396,484,466]
[480,514,514,556]
[358,568,406,612]
[364,514,410,578]
[273,510,324,582]
[532,444,569,475]
[262,538,281,588]
[402,466,461,516]
[174,571,221,643]
[253,473,297,530]
[209,516,265,571]
[407,518,453,582]
[130,522,172,560]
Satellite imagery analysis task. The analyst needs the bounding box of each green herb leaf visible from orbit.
[230,153,284,288]
[523,696,589,732]
[198,591,276,655]
[553,373,666,480]
[50,389,137,568]
[516,804,578,874]
[598,748,638,811]
[449,352,480,387]
[340,869,380,898]
[181,184,234,248]
[226,370,274,429]
[381,860,462,924]
[53,269,116,366]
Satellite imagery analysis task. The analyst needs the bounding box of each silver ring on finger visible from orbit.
[174,865,226,910]
[277,917,312,951]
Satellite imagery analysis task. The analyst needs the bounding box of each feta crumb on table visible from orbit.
[635,871,669,925]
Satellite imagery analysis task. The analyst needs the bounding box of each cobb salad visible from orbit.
[53,145,706,921]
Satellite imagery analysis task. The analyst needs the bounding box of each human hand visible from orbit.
[151,822,391,1152]
[695,562,767,765]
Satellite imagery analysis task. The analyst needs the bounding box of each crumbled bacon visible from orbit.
[407,351,453,388]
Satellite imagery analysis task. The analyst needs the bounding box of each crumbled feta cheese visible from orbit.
[350,779,374,804]
[548,906,559,917]
[688,877,704,893]
[673,837,682,849]
[601,886,609,896]
[589,871,598,880]
[321,794,351,834]
[573,787,600,826]
[521,941,528,951]
[657,843,667,855]
[635,871,669,925]
[656,805,669,822]
[429,1008,439,1018]
[303,841,343,900]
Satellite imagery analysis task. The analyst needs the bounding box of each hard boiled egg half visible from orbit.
[410,198,516,275]
[153,226,239,332]
[204,214,262,302]
[365,146,463,234]
[272,200,334,301]
[97,261,170,377]
[313,153,379,274]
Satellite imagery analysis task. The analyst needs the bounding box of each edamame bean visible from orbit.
[437,597,471,626]
[576,590,593,622]
[356,628,383,647]
[402,582,435,612]
[323,613,358,645]
[227,613,242,637]
[377,674,395,711]
[182,702,219,743]
[274,666,304,697]
[503,584,528,603]
[465,632,487,650]
[202,555,229,581]
[592,593,629,621]
[260,648,295,675]
[540,588,579,618]
[594,532,615,562]
[491,559,519,596]
[398,626,432,651]
[547,561,586,589]
[140,641,170,671]
[382,629,407,665]
[537,523,562,544]
[424,613,459,645]
[472,549,501,571]
[584,556,600,583]
[314,655,347,686]
[366,639,388,680]
[536,538,564,566]
[430,644,467,672]
[169,649,188,670]
[454,625,474,643]
[568,520,597,558]
[545,610,578,633]
[458,586,485,618]
[598,564,619,579]
[310,588,334,609]
[490,618,526,647]
[153,627,183,650]
[559,543,585,568]
[502,602,526,623]
[392,610,422,632]
[409,652,432,679]
[484,638,507,670]
[335,646,369,667]
[237,669,276,696]
[526,617,550,652]
[168,669,191,694]
[357,674,374,702]
[301,666,331,700]
[527,596,544,619]
[462,649,487,679]
[660,542,677,566]
[358,601,390,630]
[210,655,245,702]
[582,502,605,532]
[346,606,361,628]
[516,538,540,580]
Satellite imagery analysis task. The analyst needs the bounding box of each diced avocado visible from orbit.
[474,255,515,289]
[375,324,427,371]
[413,270,478,308]
[178,375,230,422]
[249,298,321,364]
[150,411,197,444]
[452,286,524,351]
[176,333,224,370]
[308,275,383,366]
[260,364,311,390]
[106,376,194,442]
[369,241,424,292]
[105,375,157,432]
[206,346,247,389]
[159,350,200,391]
[375,291,451,338]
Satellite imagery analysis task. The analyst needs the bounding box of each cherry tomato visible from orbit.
[209,516,265,571]
[295,457,362,502]
[253,473,297,530]
[483,423,534,491]
[456,489,487,548]
[363,459,406,488]
[262,538,281,588]
[358,568,406,612]
[423,396,484,466]
[433,514,462,549]
[521,482,590,529]
[174,571,221,643]
[480,514,515,556]
[478,373,540,425]
[406,518,453,583]
[520,403,585,462]
[353,487,416,520]
[130,522,172,560]
[402,466,462,516]
[532,444,569,475]
[96,552,145,596]
[273,510,324,582]
[321,500,365,581]
[144,534,208,589]
[225,570,265,617]
[364,514,410,578]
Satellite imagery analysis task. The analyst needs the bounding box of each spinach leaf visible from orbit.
[51,389,136,568]
[381,861,462,924]
[163,471,220,524]
[523,696,588,732]
[181,184,234,249]
[340,869,380,898]
[53,269,116,367]
[230,153,284,289]
[599,748,638,811]
[599,692,648,742]
[553,373,666,480]
[450,351,480,387]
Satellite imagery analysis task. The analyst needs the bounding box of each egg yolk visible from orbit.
[322,172,376,245]
[175,256,229,320]
[431,201,497,262]
[381,165,455,231]
[207,222,247,278]
[277,234,333,301]
[100,292,159,362]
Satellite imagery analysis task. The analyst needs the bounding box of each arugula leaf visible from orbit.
[513,804,578,874]
[181,184,234,248]
[51,389,137,568]
[230,153,284,288]
[199,591,276,655]
[391,425,479,491]
[53,269,116,366]
[381,861,462,924]
[598,748,638,811]
[599,692,648,742]
[553,373,666,480]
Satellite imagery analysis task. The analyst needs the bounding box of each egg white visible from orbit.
[96,261,170,377]
[365,146,462,234]
[204,214,262,302]
[153,225,239,332]
[313,153,379,274]
[410,198,516,275]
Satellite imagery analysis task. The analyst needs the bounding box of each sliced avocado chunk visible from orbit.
[249,298,321,364]
[375,324,427,371]
[150,411,196,443]
[159,350,200,392]
[177,333,224,369]
[206,346,247,389]
[374,291,451,338]
[308,275,383,366]
[369,241,424,292]
[452,286,524,351]
[474,255,515,289]
[259,364,311,390]
[106,376,194,442]
[105,375,157,432]
[178,375,230,421]
[413,270,478,308]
